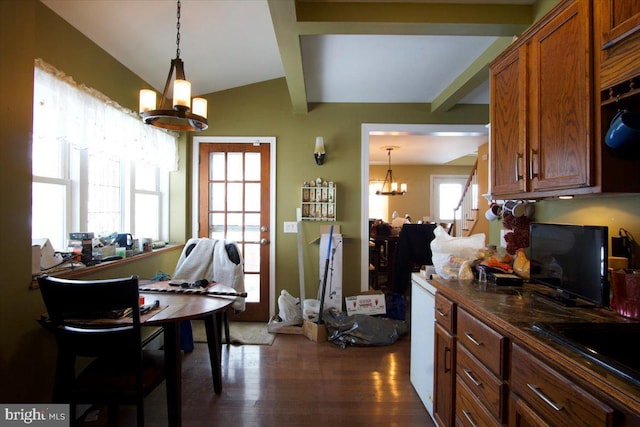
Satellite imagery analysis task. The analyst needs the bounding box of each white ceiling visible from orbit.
[39,0,534,165]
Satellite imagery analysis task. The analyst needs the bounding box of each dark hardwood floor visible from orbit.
[81,332,434,426]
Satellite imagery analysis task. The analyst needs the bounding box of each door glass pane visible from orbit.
[227,213,243,241]
[244,213,260,242]
[227,183,243,211]
[244,273,260,303]
[245,152,260,181]
[210,153,225,180]
[243,243,260,272]
[227,153,243,181]
[245,183,260,212]
[209,213,225,239]
[210,183,225,211]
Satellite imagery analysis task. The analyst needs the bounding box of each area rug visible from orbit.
[192,320,275,346]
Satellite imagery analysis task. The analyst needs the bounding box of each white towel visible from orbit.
[173,238,217,283]
[173,238,246,312]
[213,241,246,312]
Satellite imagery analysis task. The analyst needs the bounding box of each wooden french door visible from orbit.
[198,143,270,321]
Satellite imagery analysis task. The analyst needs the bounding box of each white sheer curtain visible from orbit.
[33,59,178,171]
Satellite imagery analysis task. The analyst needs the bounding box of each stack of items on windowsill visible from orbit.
[67,232,93,264]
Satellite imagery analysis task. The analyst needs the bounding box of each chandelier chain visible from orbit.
[176,0,181,58]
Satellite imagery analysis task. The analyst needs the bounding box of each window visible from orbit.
[31,59,176,251]
[430,175,469,224]
[368,181,389,222]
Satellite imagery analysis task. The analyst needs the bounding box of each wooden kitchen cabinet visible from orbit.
[434,323,455,427]
[510,343,614,426]
[528,0,592,193]
[433,293,456,427]
[598,0,640,89]
[491,0,640,199]
[490,46,527,196]
[456,308,508,425]
[490,0,594,199]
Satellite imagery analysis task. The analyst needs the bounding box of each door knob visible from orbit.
[261,226,269,232]
[260,238,269,245]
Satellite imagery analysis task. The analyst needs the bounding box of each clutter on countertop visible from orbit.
[430,225,486,280]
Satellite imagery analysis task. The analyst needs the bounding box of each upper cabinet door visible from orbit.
[599,0,640,89]
[490,47,528,196]
[528,0,592,192]
[601,0,640,49]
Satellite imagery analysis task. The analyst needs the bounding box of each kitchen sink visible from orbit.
[532,321,640,386]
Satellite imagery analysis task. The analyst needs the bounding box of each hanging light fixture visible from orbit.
[139,0,208,132]
[376,147,407,195]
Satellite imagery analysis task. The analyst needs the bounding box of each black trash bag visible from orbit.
[323,308,409,349]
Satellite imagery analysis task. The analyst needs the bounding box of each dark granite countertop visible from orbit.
[424,274,640,419]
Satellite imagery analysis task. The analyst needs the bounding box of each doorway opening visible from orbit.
[361,123,488,291]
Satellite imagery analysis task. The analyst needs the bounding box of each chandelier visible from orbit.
[139,0,208,132]
[376,147,407,195]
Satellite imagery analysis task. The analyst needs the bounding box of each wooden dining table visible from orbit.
[140,287,234,427]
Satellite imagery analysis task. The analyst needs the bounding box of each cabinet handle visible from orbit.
[530,149,539,180]
[464,332,483,347]
[515,152,523,181]
[527,383,564,411]
[462,409,479,427]
[444,347,451,373]
[463,368,482,387]
[436,309,448,318]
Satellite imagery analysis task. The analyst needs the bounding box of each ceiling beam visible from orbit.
[268,0,310,113]
[269,0,533,114]
[431,37,515,113]
[296,2,532,35]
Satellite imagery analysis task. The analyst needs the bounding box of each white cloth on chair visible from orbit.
[173,238,246,312]
[173,238,217,283]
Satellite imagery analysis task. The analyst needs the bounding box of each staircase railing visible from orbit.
[452,160,479,237]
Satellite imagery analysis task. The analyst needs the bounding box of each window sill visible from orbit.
[30,244,184,289]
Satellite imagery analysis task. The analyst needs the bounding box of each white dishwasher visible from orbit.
[410,273,436,421]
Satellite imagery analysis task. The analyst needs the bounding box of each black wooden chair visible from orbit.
[37,275,166,427]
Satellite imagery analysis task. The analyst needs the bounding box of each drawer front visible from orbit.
[435,292,456,333]
[511,344,614,426]
[456,377,502,427]
[457,308,506,378]
[457,342,505,422]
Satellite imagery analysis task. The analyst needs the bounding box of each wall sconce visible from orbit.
[314,136,326,165]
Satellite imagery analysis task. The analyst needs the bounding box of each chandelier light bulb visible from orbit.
[173,79,191,109]
[139,89,157,113]
[192,98,208,119]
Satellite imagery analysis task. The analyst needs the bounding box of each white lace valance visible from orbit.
[33,59,179,171]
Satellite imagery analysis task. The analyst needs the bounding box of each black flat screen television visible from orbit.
[529,222,609,307]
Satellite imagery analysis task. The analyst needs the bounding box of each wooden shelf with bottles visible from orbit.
[301,182,336,221]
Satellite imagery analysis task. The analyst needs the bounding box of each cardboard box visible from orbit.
[345,291,386,316]
[303,320,327,342]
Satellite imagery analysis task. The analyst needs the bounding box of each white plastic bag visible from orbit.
[430,226,485,279]
[278,290,302,323]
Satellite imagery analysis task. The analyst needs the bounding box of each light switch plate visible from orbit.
[284,221,298,233]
